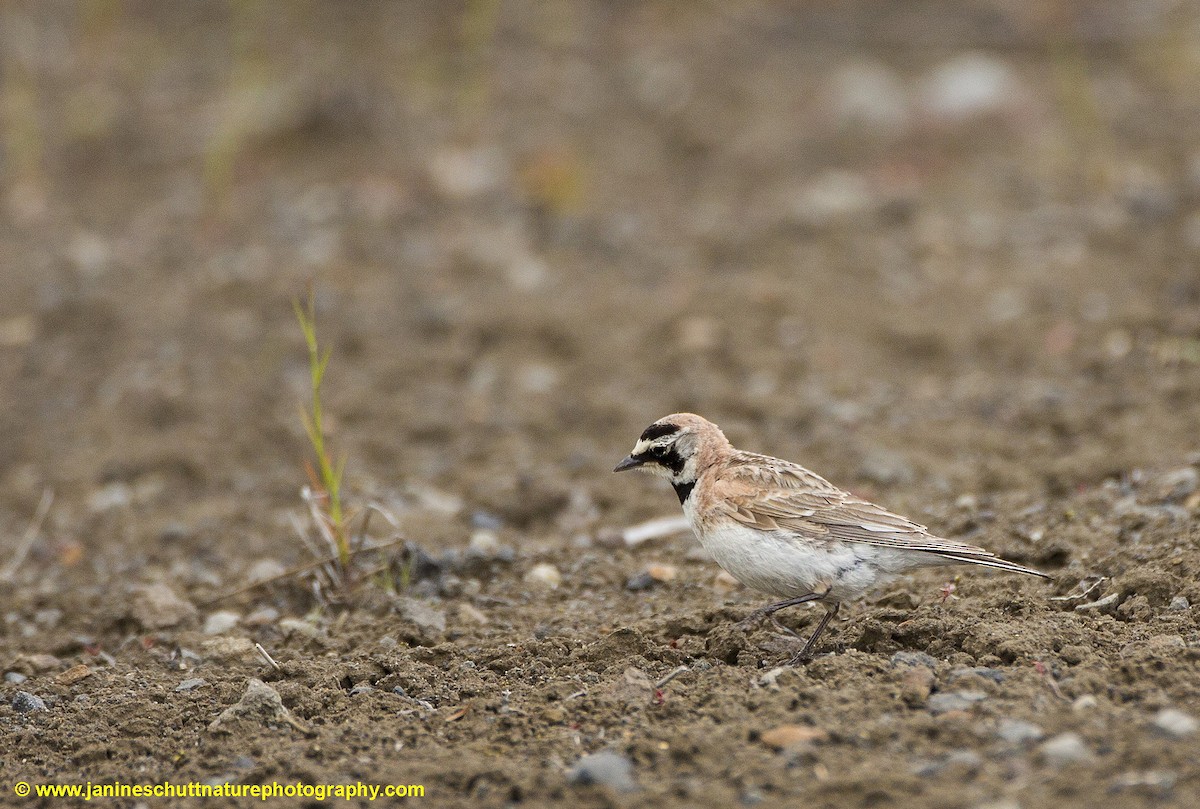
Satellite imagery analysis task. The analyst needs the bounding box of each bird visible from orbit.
[614,413,1049,663]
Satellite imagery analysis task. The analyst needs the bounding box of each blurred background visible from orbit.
[2,0,1199,566]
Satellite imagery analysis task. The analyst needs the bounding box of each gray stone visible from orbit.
[891,651,938,670]
[396,598,447,635]
[5,672,28,684]
[568,750,639,793]
[203,611,240,635]
[129,583,197,630]
[995,718,1044,745]
[1152,708,1198,738]
[175,678,208,693]
[1039,732,1094,766]
[927,691,986,714]
[12,691,47,713]
[1168,596,1190,611]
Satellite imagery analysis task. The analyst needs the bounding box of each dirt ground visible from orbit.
[3,2,1200,807]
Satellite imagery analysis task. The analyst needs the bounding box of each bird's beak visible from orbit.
[613,455,645,473]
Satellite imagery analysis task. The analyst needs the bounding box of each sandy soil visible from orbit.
[3,2,1200,807]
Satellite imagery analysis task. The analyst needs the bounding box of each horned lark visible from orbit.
[614,413,1049,662]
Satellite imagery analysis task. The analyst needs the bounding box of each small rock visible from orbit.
[712,571,740,594]
[927,691,987,715]
[568,750,639,793]
[12,691,47,713]
[244,606,280,626]
[467,530,501,557]
[524,563,562,589]
[891,651,938,670]
[759,724,828,750]
[914,749,982,777]
[5,672,27,684]
[129,583,197,630]
[456,603,489,625]
[646,564,677,582]
[278,617,326,642]
[1039,732,1094,766]
[900,666,935,707]
[1168,596,1189,611]
[625,572,656,592]
[995,718,1044,745]
[1111,770,1177,795]
[396,598,447,635]
[14,653,63,674]
[208,678,310,735]
[1157,467,1198,501]
[427,145,506,201]
[920,53,1018,124]
[1152,708,1198,738]
[244,558,287,584]
[200,636,256,661]
[348,684,374,697]
[471,511,504,531]
[1075,592,1119,613]
[949,666,1005,684]
[1072,695,1098,712]
[176,678,208,692]
[56,664,92,685]
[203,611,241,635]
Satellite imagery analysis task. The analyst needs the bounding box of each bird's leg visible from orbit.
[735,585,829,634]
[788,602,840,665]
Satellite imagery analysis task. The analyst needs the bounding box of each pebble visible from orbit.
[56,664,92,685]
[759,724,828,750]
[1152,708,1198,738]
[129,583,198,630]
[175,678,208,692]
[647,564,678,582]
[913,749,982,777]
[456,603,489,625]
[203,611,241,635]
[900,666,935,707]
[244,558,287,584]
[278,617,325,641]
[524,563,562,589]
[891,651,938,670]
[995,718,1044,745]
[5,672,28,684]
[467,530,501,557]
[625,572,656,592]
[396,598,447,635]
[1168,596,1190,611]
[208,679,309,734]
[348,684,374,697]
[427,145,506,200]
[919,53,1018,124]
[949,667,1005,684]
[712,571,740,594]
[244,606,280,626]
[1038,732,1094,766]
[1072,695,1099,712]
[568,750,639,793]
[927,691,987,715]
[12,691,47,713]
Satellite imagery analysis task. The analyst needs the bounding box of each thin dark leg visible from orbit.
[735,592,825,633]
[789,603,840,664]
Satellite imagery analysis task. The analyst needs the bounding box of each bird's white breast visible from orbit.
[684,499,928,602]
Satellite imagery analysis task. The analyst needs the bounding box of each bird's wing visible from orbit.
[715,452,1047,576]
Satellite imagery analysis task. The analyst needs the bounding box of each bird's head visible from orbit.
[613,413,727,486]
